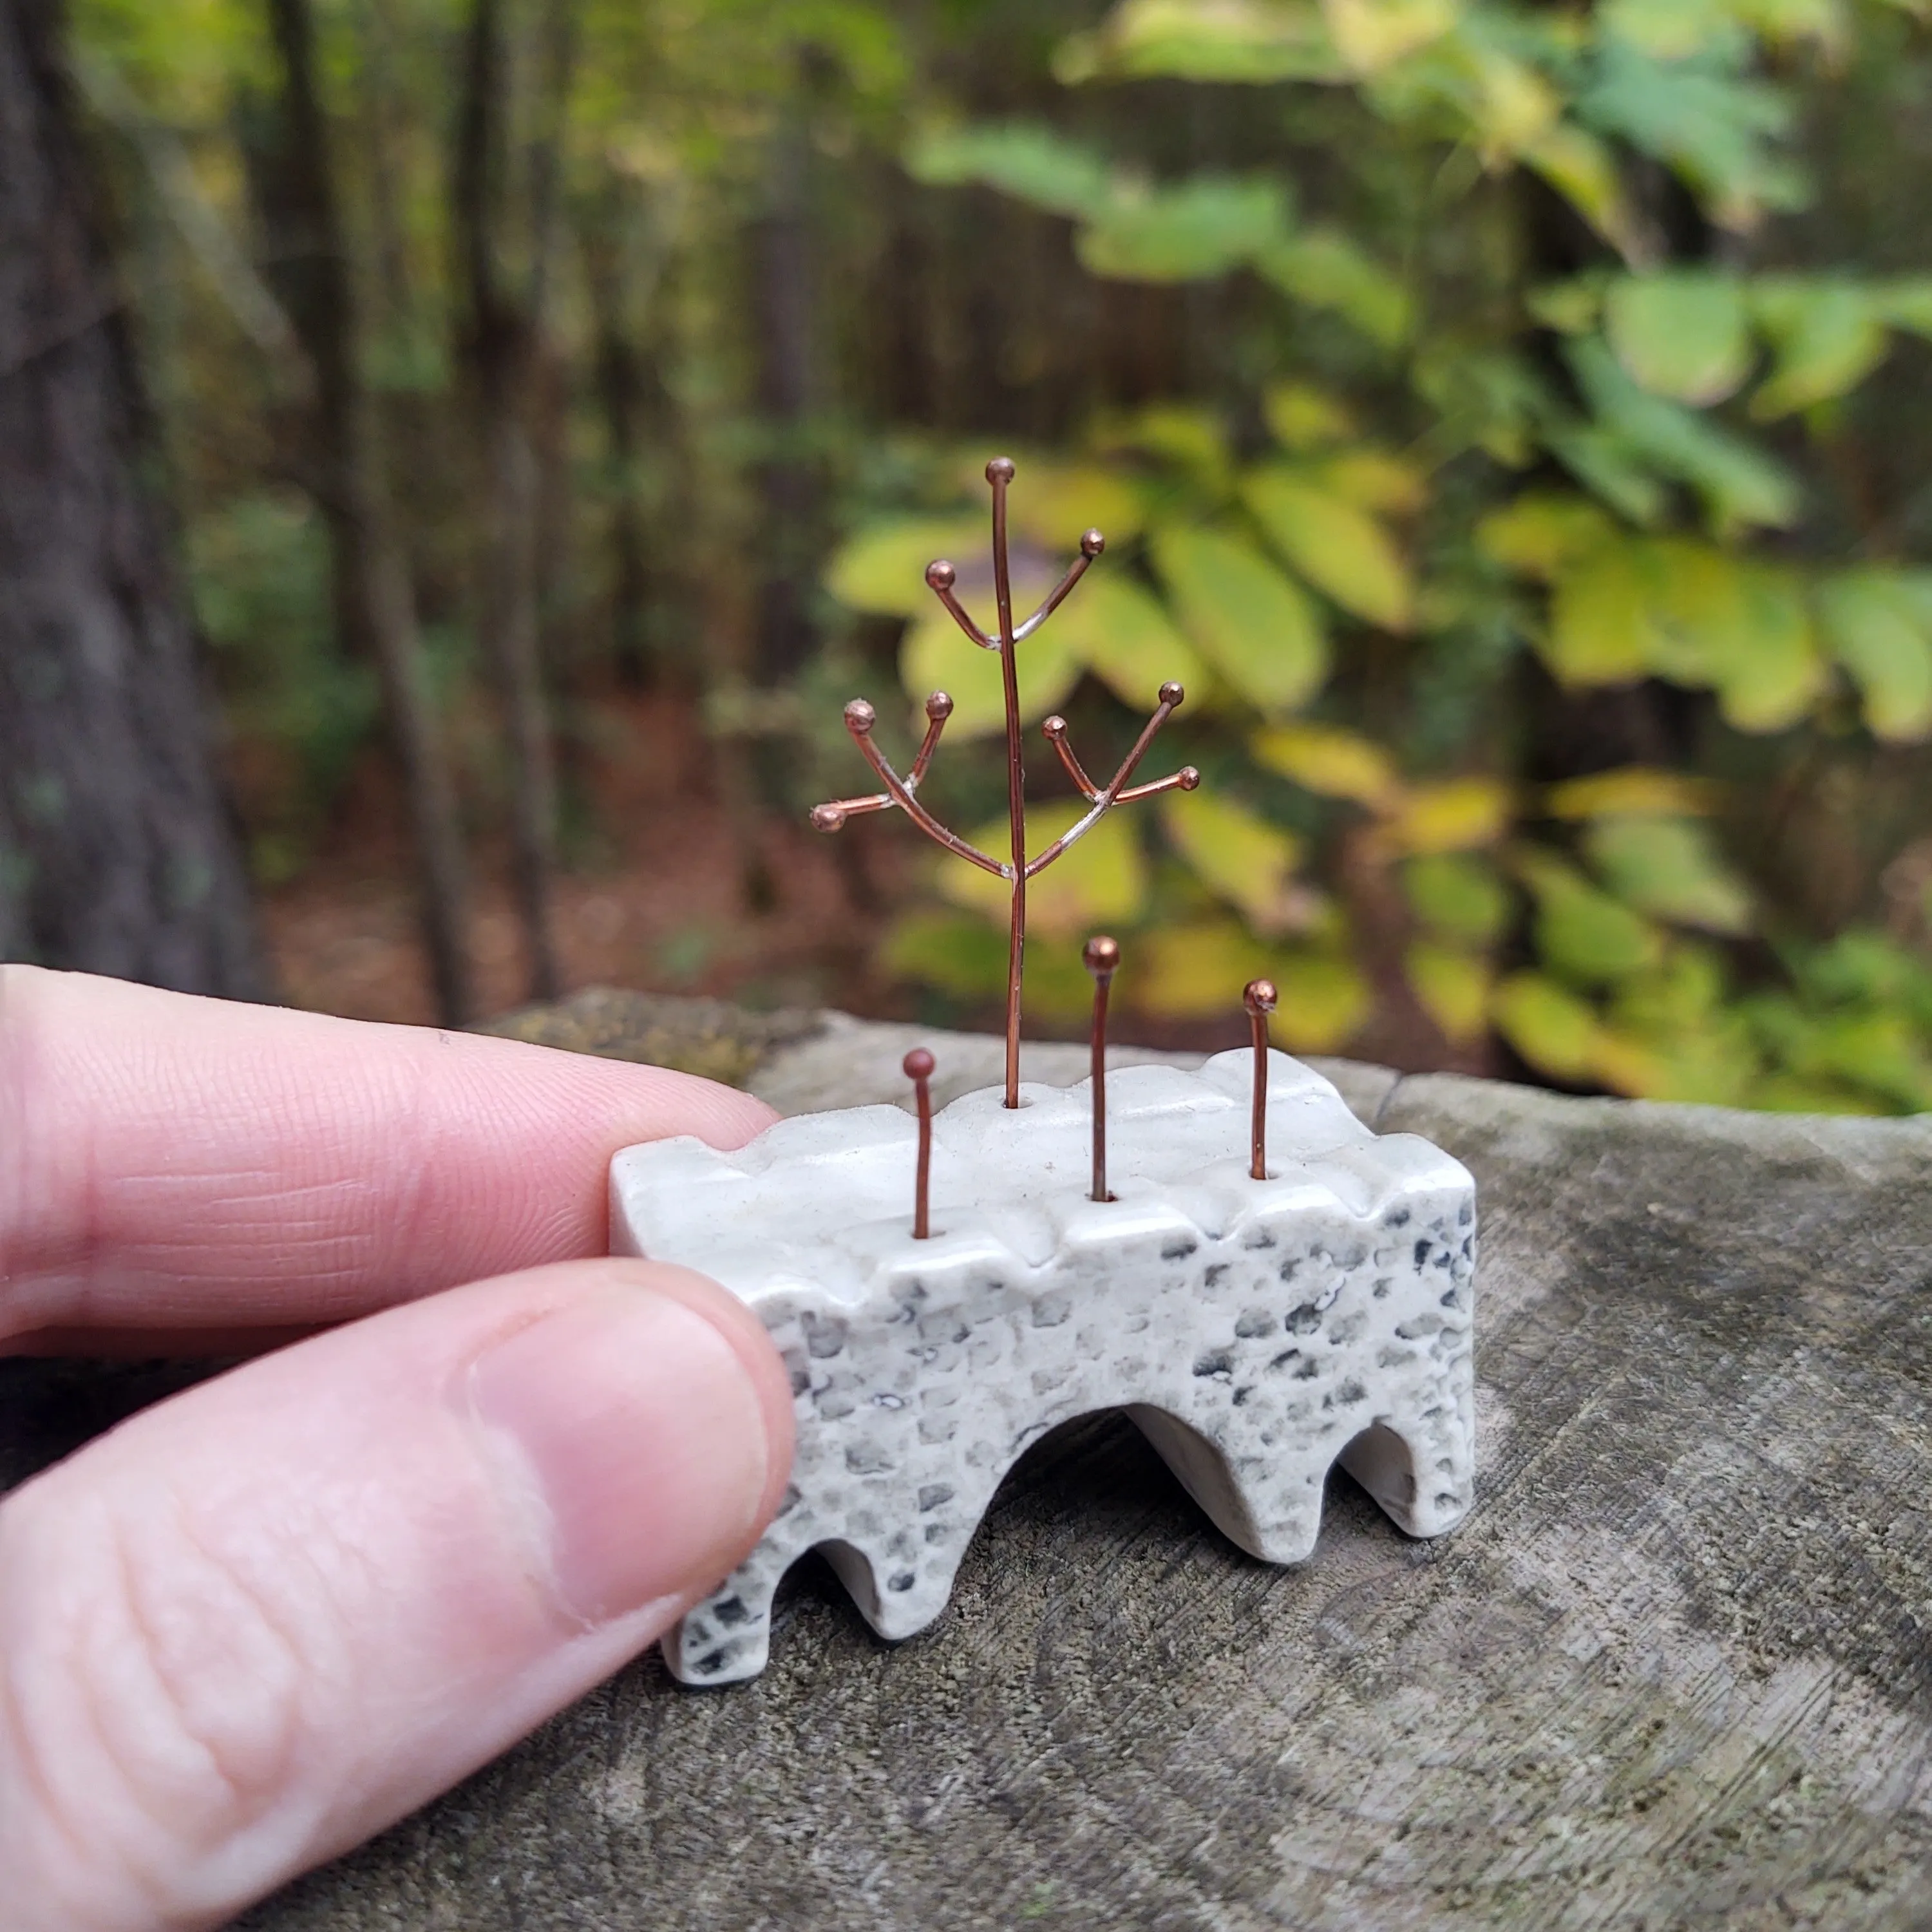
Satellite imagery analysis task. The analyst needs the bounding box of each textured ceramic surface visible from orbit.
[609,1050,1476,1684]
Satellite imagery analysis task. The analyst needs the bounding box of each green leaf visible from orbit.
[1519,849,1665,985]
[1748,279,1889,419]
[1048,571,1212,711]
[1604,271,1753,404]
[1312,448,1428,515]
[939,802,1147,937]
[1629,540,1820,729]
[826,515,987,616]
[1406,941,1492,1044]
[1057,0,1345,85]
[1077,176,1291,282]
[1545,546,1658,685]
[1814,569,1932,741]
[1413,345,1553,467]
[1790,1011,1932,1113]
[1401,853,1512,945]
[1527,277,1607,337]
[1565,336,1801,532]
[1476,493,1616,580]
[1493,971,1602,1083]
[1711,562,1821,732]
[1544,767,1718,819]
[1544,426,1669,526]
[1151,525,1329,712]
[1162,790,1304,929]
[1252,721,1401,805]
[1268,949,1373,1049]
[1871,275,1932,340]
[1255,227,1413,346]
[1792,929,1929,1009]
[1577,37,1807,232]
[1134,918,1277,1019]
[904,123,1114,218]
[1320,0,1458,73]
[1522,124,1644,261]
[886,911,1097,1019]
[1263,381,1354,451]
[1710,0,1848,52]
[1244,465,1414,629]
[1092,403,1233,493]
[1600,0,1723,59]
[1386,777,1513,854]
[1584,816,1754,934]
[882,909,1007,998]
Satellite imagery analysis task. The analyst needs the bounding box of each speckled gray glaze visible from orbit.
[609,1050,1475,1684]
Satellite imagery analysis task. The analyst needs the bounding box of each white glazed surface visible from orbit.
[610,1049,1475,1684]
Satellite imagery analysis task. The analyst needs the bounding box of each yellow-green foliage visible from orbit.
[834,0,1932,1113]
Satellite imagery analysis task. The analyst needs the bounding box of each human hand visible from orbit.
[0,967,795,1929]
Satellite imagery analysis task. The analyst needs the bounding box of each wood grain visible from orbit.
[6,1006,1929,1929]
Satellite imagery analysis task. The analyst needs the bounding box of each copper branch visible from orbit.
[1042,715,1102,799]
[812,696,1004,878]
[1014,531,1104,641]
[1027,683,1200,879]
[810,690,957,832]
[924,560,993,649]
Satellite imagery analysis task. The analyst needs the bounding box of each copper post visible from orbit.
[1244,979,1278,1181]
[1084,936,1119,1203]
[904,1046,935,1238]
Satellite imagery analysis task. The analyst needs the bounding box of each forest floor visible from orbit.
[260,692,891,1029]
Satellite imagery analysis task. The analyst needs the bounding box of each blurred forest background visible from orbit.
[8,0,1932,1110]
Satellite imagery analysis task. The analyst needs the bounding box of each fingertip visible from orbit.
[0,1256,799,1927]
[466,1262,792,1627]
[586,1258,796,1542]
[4,972,789,1340]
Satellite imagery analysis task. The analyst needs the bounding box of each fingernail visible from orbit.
[468,1287,772,1625]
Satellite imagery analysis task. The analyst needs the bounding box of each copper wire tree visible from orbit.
[812,457,1200,1108]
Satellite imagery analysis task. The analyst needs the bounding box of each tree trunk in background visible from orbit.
[0,0,265,996]
[585,201,652,690]
[261,0,477,1025]
[752,91,817,688]
[457,0,573,1004]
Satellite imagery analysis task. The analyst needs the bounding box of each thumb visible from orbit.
[0,1258,793,1931]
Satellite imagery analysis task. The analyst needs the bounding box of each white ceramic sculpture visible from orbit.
[610,1048,1476,1685]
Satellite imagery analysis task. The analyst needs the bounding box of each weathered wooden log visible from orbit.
[5,991,1930,1929]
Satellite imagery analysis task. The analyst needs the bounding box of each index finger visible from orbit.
[0,967,778,1349]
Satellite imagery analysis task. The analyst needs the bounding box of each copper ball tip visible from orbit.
[1083,934,1121,977]
[1081,528,1106,557]
[810,803,846,833]
[844,697,876,734]
[925,559,956,591]
[986,455,1016,484]
[1177,766,1202,790]
[902,1046,936,1082]
[926,689,954,720]
[1043,714,1068,739]
[1244,978,1279,1016]
[1159,680,1185,707]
